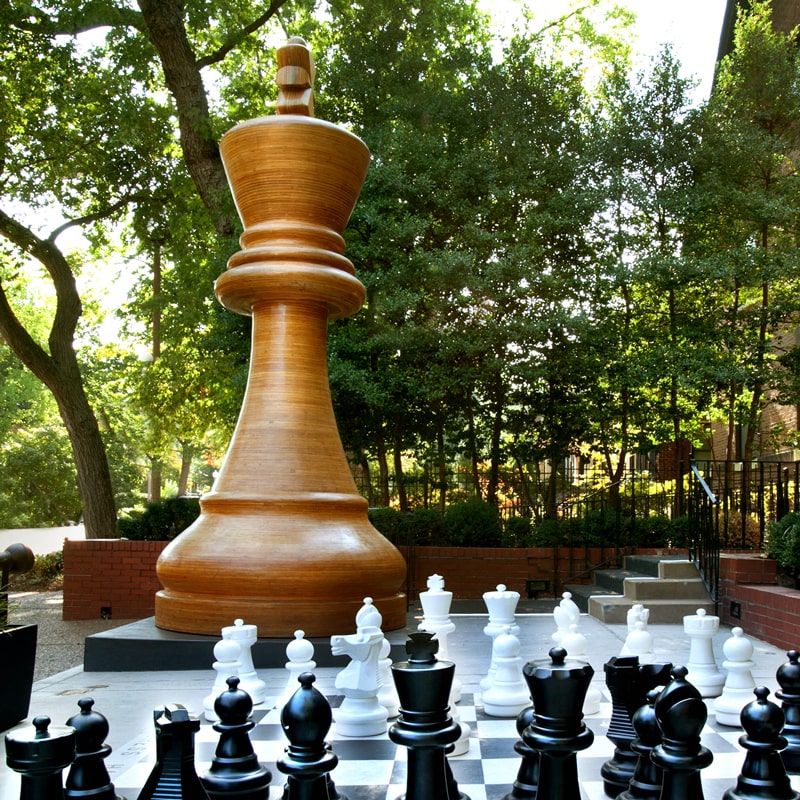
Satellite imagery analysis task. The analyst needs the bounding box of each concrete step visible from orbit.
[562,582,616,613]
[588,594,715,625]
[594,567,650,595]
[623,554,688,577]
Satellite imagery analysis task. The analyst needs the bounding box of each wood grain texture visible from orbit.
[155,54,406,636]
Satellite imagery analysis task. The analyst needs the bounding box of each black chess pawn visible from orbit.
[618,688,664,800]
[277,671,344,800]
[776,650,800,773]
[5,714,76,800]
[502,704,538,800]
[64,697,124,800]
[522,646,594,800]
[650,665,713,800]
[723,686,800,800]
[136,704,210,800]
[200,676,271,800]
[601,657,672,798]
[389,630,467,800]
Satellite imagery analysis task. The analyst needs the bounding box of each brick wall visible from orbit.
[62,539,168,621]
[718,552,800,651]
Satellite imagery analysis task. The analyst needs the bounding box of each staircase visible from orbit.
[565,554,715,624]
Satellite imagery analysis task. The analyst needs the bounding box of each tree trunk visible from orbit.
[0,214,117,538]
[376,433,390,507]
[394,429,408,512]
[178,441,193,495]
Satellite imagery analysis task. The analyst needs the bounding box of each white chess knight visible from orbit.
[278,630,316,711]
[221,618,267,705]
[330,597,388,737]
[482,626,531,718]
[418,573,461,702]
[481,583,520,691]
[713,627,757,726]
[377,637,400,719]
[684,607,725,697]
[552,592,580,644]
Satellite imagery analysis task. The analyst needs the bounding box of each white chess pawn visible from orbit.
[552,591,580,644]
[684,608,725,697]
[482,626,531,718]
[221,618,267,705]
[620,620,655,662]
[560,623,602,715]
[278,630,316,710]
[713,627,756,726]
[627,603,649,631]
[481,584,520,691]
[204,638,242,721]
[377,637,400,719]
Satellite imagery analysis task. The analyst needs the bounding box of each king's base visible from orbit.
[154,590,408,638]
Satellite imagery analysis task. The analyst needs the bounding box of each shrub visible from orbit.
[368,507,445,545]
[504,515,532,547]
[9,551,64,591]
[117,497,200,541]
[442,499,503,547]
[765,512,800,584]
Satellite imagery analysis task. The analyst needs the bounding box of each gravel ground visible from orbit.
[8,591,136,682]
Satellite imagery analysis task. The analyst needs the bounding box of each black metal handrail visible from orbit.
[687,461,720,612]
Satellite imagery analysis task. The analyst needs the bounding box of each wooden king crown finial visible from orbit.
[276,36,315,116]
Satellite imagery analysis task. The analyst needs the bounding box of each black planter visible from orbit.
[0,624,38,732]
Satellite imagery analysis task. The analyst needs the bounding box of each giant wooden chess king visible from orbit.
[154,38,406,637]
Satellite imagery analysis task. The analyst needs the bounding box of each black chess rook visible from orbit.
[601,656,671,798]
[136,704,210,800]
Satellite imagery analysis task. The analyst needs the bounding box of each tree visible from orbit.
[0,1,291,534]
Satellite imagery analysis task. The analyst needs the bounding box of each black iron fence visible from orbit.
[355,458,800,549]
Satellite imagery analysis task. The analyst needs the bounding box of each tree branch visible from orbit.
[195,0,291,69]
[0,205,82,361]
[6,0,146,36]
[47,193,154,242]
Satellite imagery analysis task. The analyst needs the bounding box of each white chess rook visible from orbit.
[683,608,725,697]
[221,618,267,705]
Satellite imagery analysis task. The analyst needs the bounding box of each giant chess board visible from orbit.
[111,689,800,800]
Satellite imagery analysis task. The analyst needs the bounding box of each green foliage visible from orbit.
[368,507,446,545]
[0,427,82,527]
[9,551,63,591]
[443,500,503,547]
[503,515,532,547]
[765,512,800,579]
[117,497,200,541]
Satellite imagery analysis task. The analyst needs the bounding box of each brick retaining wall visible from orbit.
[62,539,167,620]
[718,552,800,651]
[61,539,654,620]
